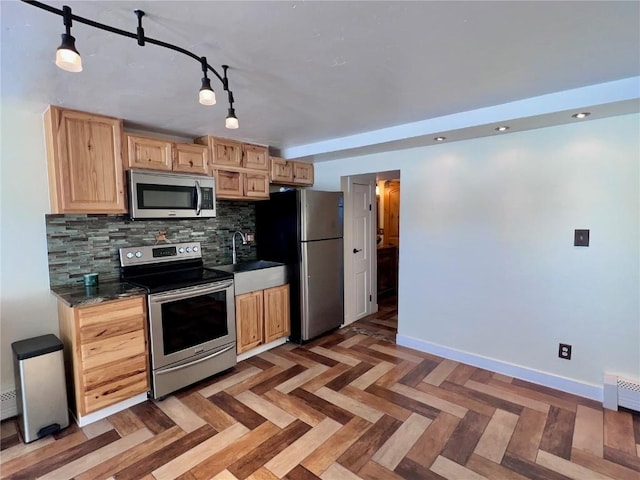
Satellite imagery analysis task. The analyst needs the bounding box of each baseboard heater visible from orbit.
[603,374,640,412]
[1,389,18,420]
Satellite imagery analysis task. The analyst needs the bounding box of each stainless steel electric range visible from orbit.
[120,242,236,399]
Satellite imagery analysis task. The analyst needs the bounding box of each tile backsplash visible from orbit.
[46,200,257,286]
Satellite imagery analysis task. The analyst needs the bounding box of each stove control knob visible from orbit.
[178,247,185,253]
[135,251,143,258]
[193,246,199,252]
[126,252,134,259]
[186,247,192,253]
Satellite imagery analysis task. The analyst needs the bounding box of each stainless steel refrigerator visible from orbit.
[256,190,344,342]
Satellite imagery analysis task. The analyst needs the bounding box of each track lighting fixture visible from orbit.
[24,0,238,129]
[55,6,82,72]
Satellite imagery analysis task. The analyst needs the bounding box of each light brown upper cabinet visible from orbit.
[292,162,314,185]
[124,133,208,175]
[125,134,172,171]
[269,157,314,186]
[172,143,209,174]
[196,136,270,200]
[197,136,268,171]
[206,137,243,168]
[44,106,127,214]
[242,143,269,171]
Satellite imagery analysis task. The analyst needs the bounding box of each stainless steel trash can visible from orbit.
[11,334,69,443]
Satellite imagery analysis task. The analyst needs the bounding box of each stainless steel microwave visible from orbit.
[128,170,216,219]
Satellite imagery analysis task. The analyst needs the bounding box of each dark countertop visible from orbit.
[51,280,146,307]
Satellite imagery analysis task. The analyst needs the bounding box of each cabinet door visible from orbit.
[173,143,209,175]
[236,291,264,353]
[293,162,314,186]
[75,296,149,415]
[270,157,293,183]
[45,106,126,214]
[244,172,270,199]
[384,181,400,246]
[214,169,244,198]
[211,137,243,168]
[243,144,269,171]
[125,134,172,171]
[264,284,290,344]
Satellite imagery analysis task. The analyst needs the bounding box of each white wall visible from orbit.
[1,99,57,393]
[314,114,640,390]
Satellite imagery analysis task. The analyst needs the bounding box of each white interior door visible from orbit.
[341,175,376,325]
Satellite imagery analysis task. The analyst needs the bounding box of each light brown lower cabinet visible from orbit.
[236,284,290,354]
[57,296,149,418]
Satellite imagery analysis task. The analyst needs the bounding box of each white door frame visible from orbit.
[341,173,377,325]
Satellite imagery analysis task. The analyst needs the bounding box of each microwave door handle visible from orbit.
[195,180,202,216]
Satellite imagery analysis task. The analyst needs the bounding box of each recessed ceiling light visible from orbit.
[434,136,446,141]
[495,126,509,132]
[572,112,591,119]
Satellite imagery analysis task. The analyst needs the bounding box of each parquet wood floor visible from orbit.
[2,297,639,479]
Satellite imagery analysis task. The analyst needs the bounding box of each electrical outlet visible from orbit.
[558,343,572,360]
[574,229,589,247]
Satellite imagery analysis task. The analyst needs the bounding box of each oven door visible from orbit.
[148,280,235,370]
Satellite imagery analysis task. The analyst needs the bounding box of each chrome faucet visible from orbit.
[232,231,247,264]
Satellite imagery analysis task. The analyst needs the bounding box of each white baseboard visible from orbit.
[236,338,287,362]
[396,334,603,402]
[74,393,148,427]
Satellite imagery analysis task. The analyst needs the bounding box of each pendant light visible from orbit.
[225,91,239,129]
[198,57,216,106]
[55,6,82,72]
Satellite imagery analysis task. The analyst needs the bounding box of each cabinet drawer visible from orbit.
[80,316,145,343]
[82,368,148,414]
[78,297,145,329]
[80,330,146,371]
[82,354,148,391]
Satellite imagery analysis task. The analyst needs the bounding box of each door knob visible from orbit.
[353,248,362,254]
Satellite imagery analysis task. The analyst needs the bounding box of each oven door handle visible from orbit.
[156,344,235,375]
[149,280,233,303]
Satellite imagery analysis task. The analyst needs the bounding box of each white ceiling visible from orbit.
[2,1,639,162]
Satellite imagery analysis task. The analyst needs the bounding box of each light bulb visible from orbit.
[225,108,239,129]
[55,34,82,72]
[199,77,216,106]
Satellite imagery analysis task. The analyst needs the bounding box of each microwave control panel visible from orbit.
[201,188,214,210]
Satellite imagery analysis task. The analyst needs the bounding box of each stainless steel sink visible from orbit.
[208,261,287,294]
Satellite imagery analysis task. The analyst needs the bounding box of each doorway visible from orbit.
[341,170,399,335]
[375,174,400,333]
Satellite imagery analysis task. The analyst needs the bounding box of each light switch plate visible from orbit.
[574,229,589,247]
